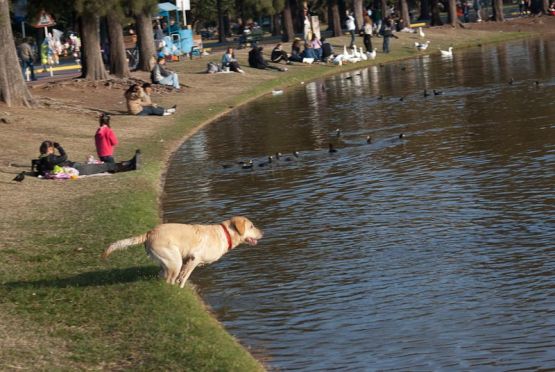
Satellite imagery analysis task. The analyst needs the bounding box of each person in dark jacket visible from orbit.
[321,37,334,61]
[17,38,37,81]
[248,46,287,71]
[290,39,303,62]
[270,43,292,64]
[36,141,140,177]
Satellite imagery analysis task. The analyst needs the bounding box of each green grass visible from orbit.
[0,29,536,370]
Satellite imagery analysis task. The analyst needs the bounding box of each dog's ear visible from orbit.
[230,216,247,236]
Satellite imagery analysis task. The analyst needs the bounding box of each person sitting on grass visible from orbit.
[321,37,334,62]
[35,140,140,178]
[142,83,176,113]
[270,43,292,65]
[248,46,288,72]
[301,42,317,60]
[124,84,176,116]
[290,38,304,62]
[310,34,323,61]
[151,57,181,90]
[221,47,245,73]
[95,113,118,163]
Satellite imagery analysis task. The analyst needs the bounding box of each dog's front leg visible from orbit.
[178,256,199,288]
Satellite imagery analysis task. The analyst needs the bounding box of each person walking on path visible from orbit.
[17,38,37,81]
[345,11,356,49]
[95,113,118,163]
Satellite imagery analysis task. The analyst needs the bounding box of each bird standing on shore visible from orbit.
[13,172,25,182]
[329,144,338,153]
[415,41,430,51]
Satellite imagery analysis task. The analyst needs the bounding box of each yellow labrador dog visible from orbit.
[102,216,263,287]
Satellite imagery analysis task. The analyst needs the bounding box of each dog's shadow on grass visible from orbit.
[5,266,160,290]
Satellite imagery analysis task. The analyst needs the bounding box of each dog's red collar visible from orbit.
[220,224,233,251]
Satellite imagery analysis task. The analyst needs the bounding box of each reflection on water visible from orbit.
[164,38,555,370]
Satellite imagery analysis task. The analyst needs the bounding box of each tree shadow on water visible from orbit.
[5,266,160,290]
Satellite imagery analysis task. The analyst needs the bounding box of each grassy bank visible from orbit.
[0,27,536,369]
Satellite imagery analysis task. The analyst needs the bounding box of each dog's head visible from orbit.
[230,216,263,246]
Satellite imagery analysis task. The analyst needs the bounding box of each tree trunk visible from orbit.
[272,13,282,36]
[330,0,343,36]
[493,0,505,20]
[381,0,388,19]
[135,11,156,72]
[292,0,303,33]
[353,0,364,31]
[399,0,411,26]
[80,14,109,80]
[0,0,34,107]
[282,1,295,42]
[431,0,443,25]
[419,0,431,20]
[106,13,130,78]
[217,0,225,43]
[447,0,457,26]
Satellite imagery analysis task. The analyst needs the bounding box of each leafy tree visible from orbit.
[0,0,34,107]
[282,0,295,40]
[492,0,504,21]
[327,0,343,37]
[73,0,110,80]
[399,0,410,27]
[128,0,158,72]
[106,1,130,78]
[353,0,363,30]
[447,0,457,26]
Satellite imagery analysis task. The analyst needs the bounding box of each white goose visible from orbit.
[359,47,368,61]
[333,54,344,65]
[418,27,425,38]
[351,44,361,59]
[367,48,377,60]
[415,40,430,51]
[343,45,351,59]
[440,46,453,57]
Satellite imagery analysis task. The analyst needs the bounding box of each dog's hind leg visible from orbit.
[178,256,200,288]
[150,246,182,285]
[165,254,182,285]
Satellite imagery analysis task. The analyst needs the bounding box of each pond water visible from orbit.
[163,38,555,370]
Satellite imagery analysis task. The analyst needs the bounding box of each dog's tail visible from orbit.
[101,233,148,259]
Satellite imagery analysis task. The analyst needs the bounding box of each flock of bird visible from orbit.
[333,45,377,65]
[333,26,453,66]
[220,128,406,171]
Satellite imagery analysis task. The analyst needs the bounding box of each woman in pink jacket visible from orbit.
[95,113,118,163]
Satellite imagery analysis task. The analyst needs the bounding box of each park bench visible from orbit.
[238,29,264,49]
